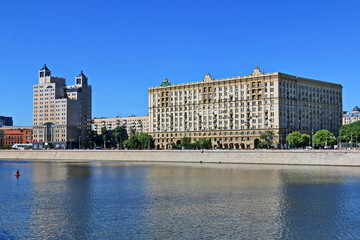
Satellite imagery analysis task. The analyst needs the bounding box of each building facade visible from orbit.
[0,127,33,148]
[0,130,3,147]
[32,65,92,149]
[148,67,343,149]
[0,116,13,127]
[92,115,149,135]
[343,106,360,125]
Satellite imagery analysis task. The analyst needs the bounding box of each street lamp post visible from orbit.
[325,136,335,149]
[311,129,314,149]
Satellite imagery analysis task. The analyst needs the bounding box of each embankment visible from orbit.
[0,149,360,166]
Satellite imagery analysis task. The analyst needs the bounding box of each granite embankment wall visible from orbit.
[0,150,360,166]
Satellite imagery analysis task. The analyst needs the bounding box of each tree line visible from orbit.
[86,121,360,150]
[262,121,360,149]
[87,126,154,149]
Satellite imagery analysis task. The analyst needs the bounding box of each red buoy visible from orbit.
[15,170,20,177]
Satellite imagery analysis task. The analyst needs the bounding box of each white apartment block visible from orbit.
[32,65,92,149]
[148,67,343,149]
[92,115,149,135]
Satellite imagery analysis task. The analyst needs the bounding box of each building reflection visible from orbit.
[141,164,360,239]
[142,165,286,239]
[21,162,360,239]
[29,162,92,239]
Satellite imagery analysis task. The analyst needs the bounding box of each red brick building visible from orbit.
[0,127,33,148]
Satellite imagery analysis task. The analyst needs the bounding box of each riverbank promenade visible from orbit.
[0,149,360,167]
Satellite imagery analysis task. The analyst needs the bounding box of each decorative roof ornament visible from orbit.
[77,70,87,78]
[160,77,171,86]
[40,64,50,71]
[353,106,360,113]
[250,65,263,77]
[202,72,213,82]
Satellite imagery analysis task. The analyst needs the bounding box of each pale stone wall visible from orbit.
[0,150,360,167]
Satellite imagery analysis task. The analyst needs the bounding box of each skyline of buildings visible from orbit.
[1,1,360,129]
[1,65,359,149]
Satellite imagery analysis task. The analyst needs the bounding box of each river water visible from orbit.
[1,160,360,240]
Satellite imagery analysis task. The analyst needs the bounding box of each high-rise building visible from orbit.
[148,67,343,149]
[0,116,13,127]
[32,65,92,149]
[343,106,360,125]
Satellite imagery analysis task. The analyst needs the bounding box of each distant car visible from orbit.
[95,146,103,149]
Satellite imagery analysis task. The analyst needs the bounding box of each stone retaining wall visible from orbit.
[0,150,360,166]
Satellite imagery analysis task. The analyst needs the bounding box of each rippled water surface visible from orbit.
[1,160,360,240]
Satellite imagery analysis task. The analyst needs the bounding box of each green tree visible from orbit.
[181,137,192,149]
[137,132,154,149]
[123,139,130,149]
[112,126,128,149]
[286,132,311,148]
[301,134,310,147]
[101,127,108,148]
[339,121,360,144]
[313,130,336,148]
[260,130,274,149]
[123,132,154,149]
[286,131,302,148]
[195,138,212,149]
[86,130,103,149]
[125,135,139,149]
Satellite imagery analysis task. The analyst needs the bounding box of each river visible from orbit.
[1,160,360,239]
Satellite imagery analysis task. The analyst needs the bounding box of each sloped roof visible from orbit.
[160,77,171,86]
[77,70,87,78]
[40,64,50,71]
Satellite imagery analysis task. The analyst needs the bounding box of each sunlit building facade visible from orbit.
[0,126,33,148]
[92,115,149,135]
[32,65,92,149]
[148,67,343,149]
[343,106,360,125]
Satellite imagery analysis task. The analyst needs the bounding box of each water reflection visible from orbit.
[141,164,360,240]
[0,161,360,239]
[141,165,285,239]
[29,163,92,239]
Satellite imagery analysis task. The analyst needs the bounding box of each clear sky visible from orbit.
[1,0,359,126]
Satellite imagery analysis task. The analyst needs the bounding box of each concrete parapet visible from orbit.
[0,149,360,166]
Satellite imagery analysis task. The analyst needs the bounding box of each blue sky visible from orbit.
[1,0,359,126]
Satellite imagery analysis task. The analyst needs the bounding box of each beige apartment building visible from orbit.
[32,65,92,149]
[92,115,149,135]
[343,106,360,125]
[148,66,343,149]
